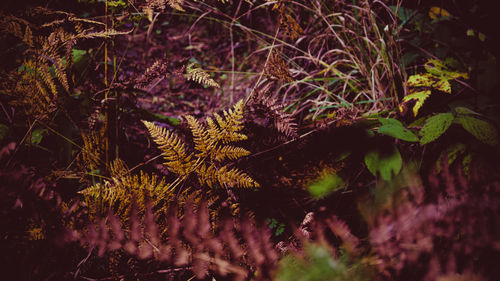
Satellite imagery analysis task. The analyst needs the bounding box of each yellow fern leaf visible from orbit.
[142,120,194,175]
[213,145,250,161]
[80,170,174,217]
[81,129,105,170]
[53,55,69,92]
[185,115,215,158]
[109,158,129,178]
[210,100,247,143]
[186,66,220,88]
[216,166,259,188]
[196,163,218,188]
[144,100,259,189]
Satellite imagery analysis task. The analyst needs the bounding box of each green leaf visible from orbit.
[364,145,402,181]
[408,116,427,128]
[30,128,48,145]
[72,49,87,64]
[377,118,418,142]
[378,117,404,126]
[456,115,498,146]
[407,73,436,88]
[434,78,451,94]
[308,174,345,199]
[424,59,468,80]
[402,90,432,117]
[275,223,285,236]
[419,113,454,145]
[454,106,481,116]
[266,218,277,228]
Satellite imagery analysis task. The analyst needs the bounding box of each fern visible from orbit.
[0,11,125,120]
[81,129,105,171]
[75,201,278,280]
[186,63,220,89]
[144,0,185,12]
[264,50,293,83]
[143,99,259,188]
[79,159,174,217]
[143,121,195,175]
[248,86,298,138]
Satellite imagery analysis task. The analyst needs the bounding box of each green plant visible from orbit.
[401,58,468,117]
[276,243,369,281]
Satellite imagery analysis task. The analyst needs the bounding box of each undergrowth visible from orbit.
[1,0,499,280]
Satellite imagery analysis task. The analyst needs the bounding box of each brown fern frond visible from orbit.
[53,55,70,92]
[281,13,303,40]
[186,64,220,89]
[77,29,131,39]
[0,15,30,39]
[145,0,186,12]
[135,58,169,89]
[249,87,298,138]
[142,121,194,175]
[264,50,293,83]
[36,61,58,96]
[76,200,278,279]
[23,25,34,47]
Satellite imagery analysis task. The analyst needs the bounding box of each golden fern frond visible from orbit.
[196,164,258,188]
[52,55,70,92]
[208,100,247,143]
[212,145,250,162]
[142,120,194,175]
[114,171,174,215]
[80,170,174,217]
[144,100,259,189]
[186,65,220,89]
[34,80,52,105]
[217,166,260,188]
[81,129,105,171]
[185,115,215,158]
[196,163,218,188]
[79,181,122,212]
[109,158,129,178]
[5,58,58,118]
[36,61,58,96]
